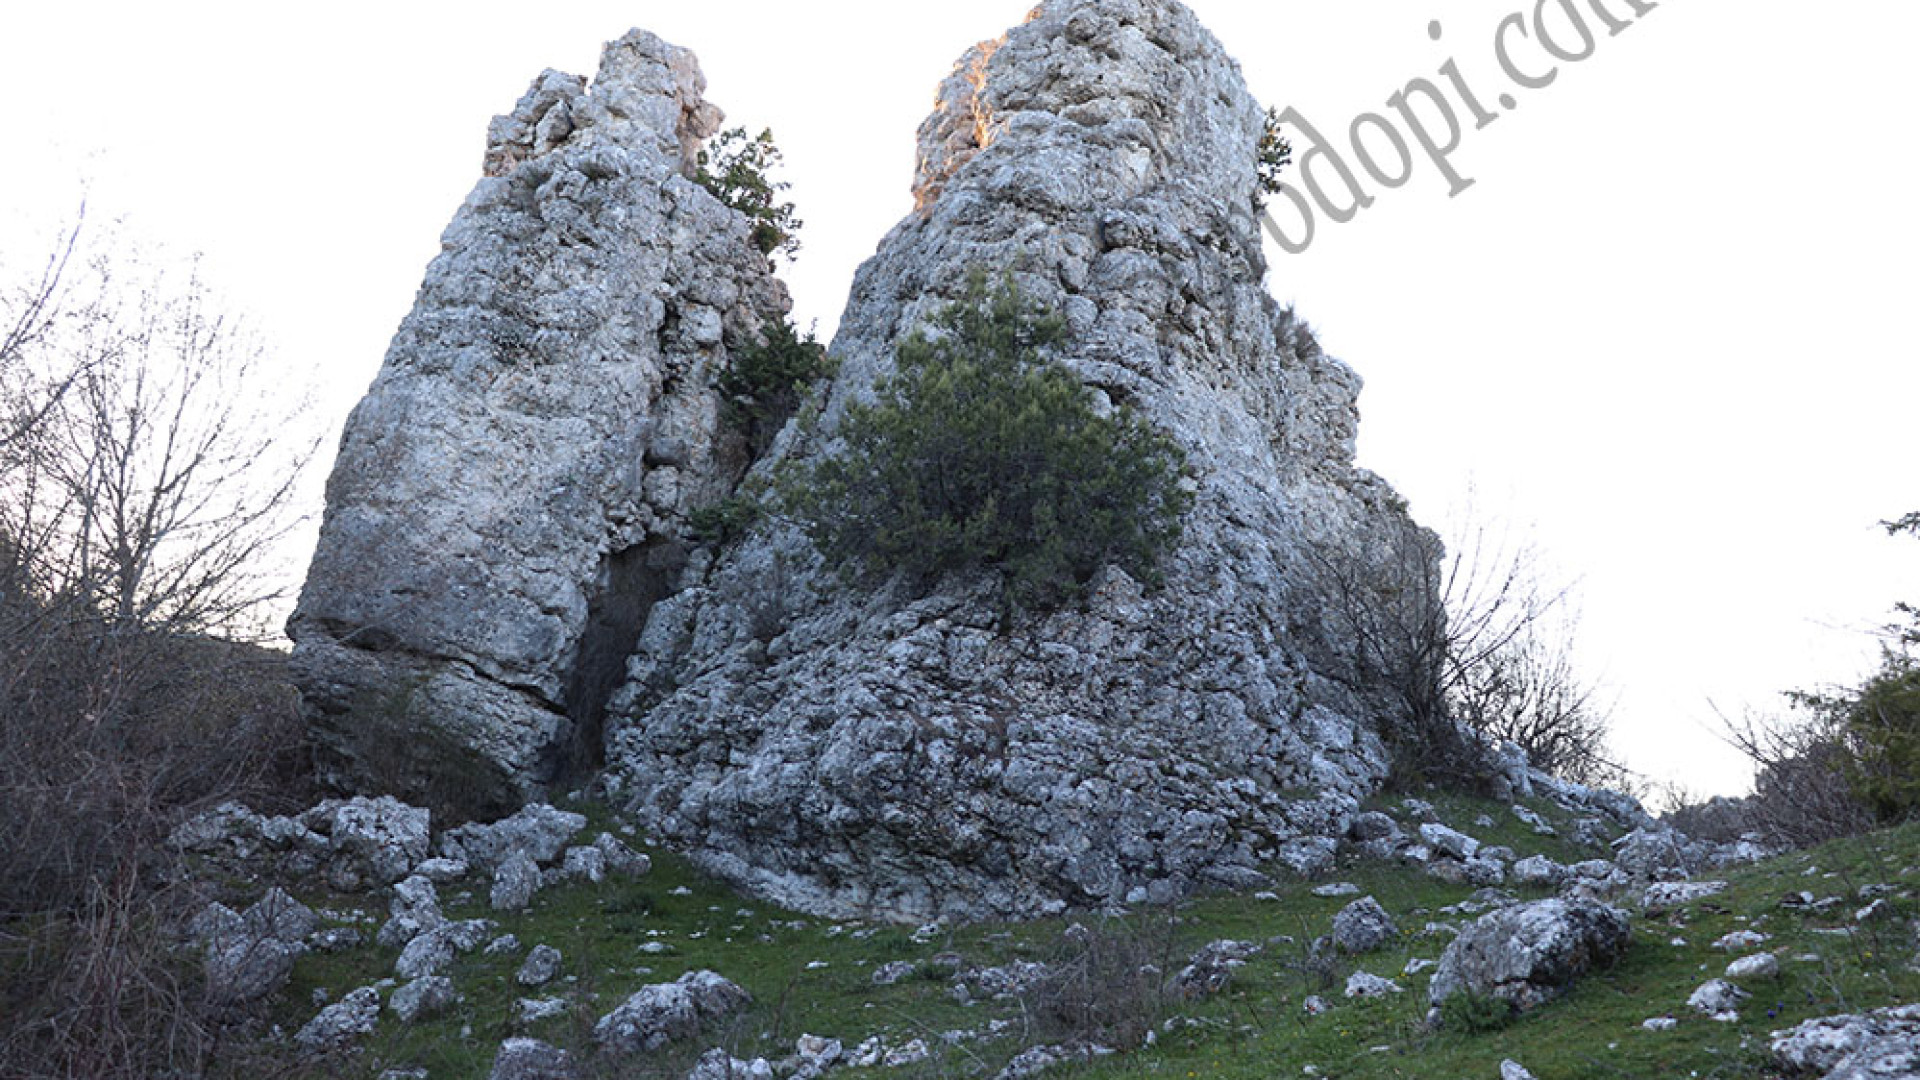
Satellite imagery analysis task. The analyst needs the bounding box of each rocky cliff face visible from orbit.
[289,31,790,810]
[601,0,1429,921]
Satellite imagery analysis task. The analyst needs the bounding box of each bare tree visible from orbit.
[0,215,317,1077]
[1,227,312,637]
[1307,507,1616,789]
[1448,610,1625,788]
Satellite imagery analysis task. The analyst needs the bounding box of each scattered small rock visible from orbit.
[517,997,571,1024]
[295,985,382,1052]
[391,975,458,1024]
[872,960,917,986]
[1688,978,1748,1021]
[1332,896,1400,954]
[1344,972,1402,998]
[594,970,751,1056]
[1726,953,1780,980]
[488,1036,580,1080]
[492,849,542,912]
[519,944,564,987]
[686,1048,774,1080]
[1712,930,1770,952]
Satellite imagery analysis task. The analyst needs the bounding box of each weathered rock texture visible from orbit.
[602,0,1429,920]
[289,30,790,808]
[1428,899,1633,1013]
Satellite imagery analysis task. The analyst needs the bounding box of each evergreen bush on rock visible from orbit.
[779,271,1191,612]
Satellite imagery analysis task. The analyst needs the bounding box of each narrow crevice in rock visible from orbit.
[556,537,686,782]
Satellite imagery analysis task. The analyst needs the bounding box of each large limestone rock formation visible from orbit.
[289,31,790,810]
[602,0,1429,920]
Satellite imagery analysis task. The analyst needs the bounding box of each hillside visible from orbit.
[172,787,1918,1079]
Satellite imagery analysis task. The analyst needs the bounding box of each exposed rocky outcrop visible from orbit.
[289,30,790,810]
[600,0,1429,921]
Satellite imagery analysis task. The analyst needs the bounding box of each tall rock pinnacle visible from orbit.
[602,0,1432,920]
[289,31,790,811]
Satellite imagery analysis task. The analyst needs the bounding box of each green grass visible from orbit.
[221,795,1920,1080]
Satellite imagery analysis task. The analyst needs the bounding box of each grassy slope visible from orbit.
[231,795,1919,1080]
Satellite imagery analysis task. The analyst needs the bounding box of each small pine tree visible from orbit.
[718,319,830,459]
[1253,107,1294,214]
[695,127,803,261]
[780,272,1191,612]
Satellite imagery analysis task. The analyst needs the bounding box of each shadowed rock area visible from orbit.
[601,0,1433,920]
[289,31,790,811]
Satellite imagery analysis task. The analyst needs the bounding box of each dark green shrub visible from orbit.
[695,127,802,261]
[718,319,830,460]
[1826,658,1920,822]
[779,271,1192,612]
[687,493,767,549]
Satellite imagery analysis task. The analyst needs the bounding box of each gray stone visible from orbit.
[1642,880,1727,914]
[594,832,652,877]
[594,970,751,1056]
[1344,972,1402,998]
[518,944,564,987]
[492,850,542,911]
[560,845,606,884]
[1612,828,1691,880]
[1175,939,1263,997]
[1713,930,1770,952]
[377,874,445,948]
[313,926,365,953]
[1349,812,1400,843]
[1689,978,1749,1020]
[792,1034,843,1079]
[871,961,917,986]
[995,1043,1110,1080]
[599,0,1426,922]
[1332,896,1400,954]
[1419,823,1481,862]
[489,1037,581,1080]
[301,796,431,891]
[1726,953,1780,980]
[392,975,459,1023]
[1510,855,1569,889]
[206,934,302,1005]
[295,986,381,1052]
[1276,837,1342,880]
[187,901,247,947]
[289,26,791,810]
[242,887,320,944]
[686,1049,775,1080]
[446,804,589,871]
[1770,1004,1920,1080]
[414,857,469,884]
[395,927,456,980]
[518,997,571,1024]
[394,919,488,980]
[1429,899,1632,1013]
[1500,1061,1538,1080]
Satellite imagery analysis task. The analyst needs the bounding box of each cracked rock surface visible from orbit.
[603,0,1428,921]
[290,29,790,809]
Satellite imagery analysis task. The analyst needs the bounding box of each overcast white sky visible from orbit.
[3,1,1915,799]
